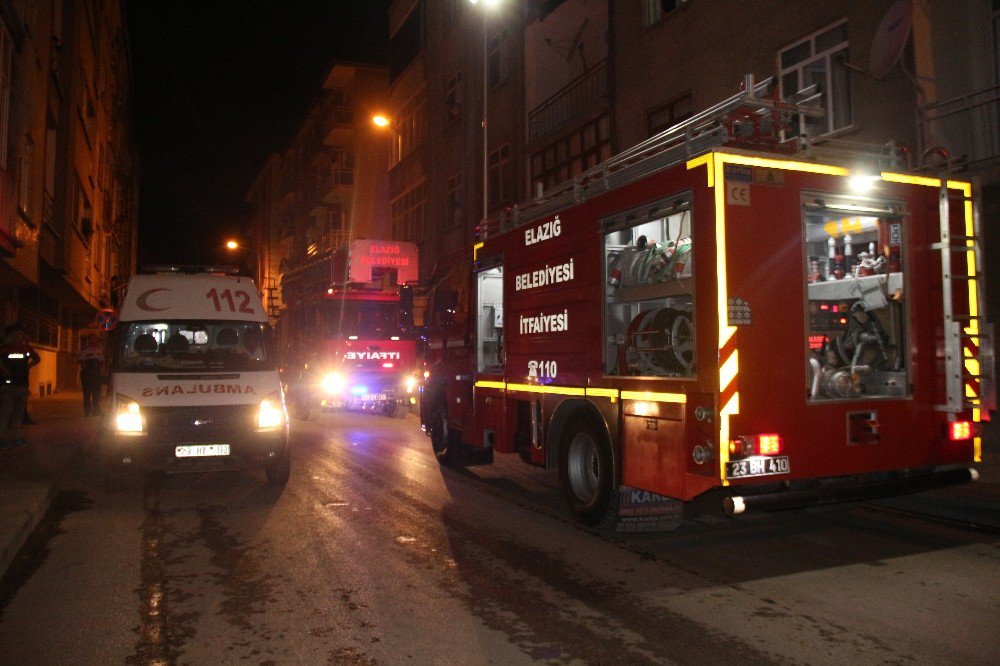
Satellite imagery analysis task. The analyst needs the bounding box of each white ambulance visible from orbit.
[104,267,290,484]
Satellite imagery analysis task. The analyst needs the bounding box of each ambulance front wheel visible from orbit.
[265,451,291,486]
[558,415,618,528]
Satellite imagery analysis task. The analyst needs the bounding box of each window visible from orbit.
[476,264,504,372]
[445,172,463,229]
[391,181,426,243]
[488,144,514,209]
[530,115,611,194]
[779,20,852,137]
[0,24,11,170]
[603,196,695,377]
[802,193,907,402]
[647,0,689,26]
[647,94,693,136]
[487,28,509,88]
[18,135,34,218]
[394,92,427,163]
[445,71,463,124]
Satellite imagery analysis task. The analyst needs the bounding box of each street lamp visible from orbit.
[223,237,254,278]
[469,0,502,234]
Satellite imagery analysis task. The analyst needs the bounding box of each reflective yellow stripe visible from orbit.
[585,387,619,398]
[719,392,739,485]
[473,241,484,260]
[475,380,506,390]
[716,152,850,177]
[620,390,687,403]
[506,382,586,396]
[719,350,739,393]
[686,154,715,187]
[476,381,621,400]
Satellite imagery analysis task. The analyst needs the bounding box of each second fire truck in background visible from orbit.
[280,239,420,418]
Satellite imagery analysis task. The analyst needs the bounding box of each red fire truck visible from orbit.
[420,75,994,530]
[281,239,420,418]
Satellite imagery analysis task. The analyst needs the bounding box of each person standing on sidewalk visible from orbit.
[78,334,105,416]
[0,322,41,448]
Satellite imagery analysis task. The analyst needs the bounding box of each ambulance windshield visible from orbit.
[115,321,274,372]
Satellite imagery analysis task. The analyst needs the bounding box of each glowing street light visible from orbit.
[225,239,241,251]
[371,114,390,128]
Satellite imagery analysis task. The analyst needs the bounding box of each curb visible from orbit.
[0,479,55,579]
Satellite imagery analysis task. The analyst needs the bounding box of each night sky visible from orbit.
[125,1,390,267]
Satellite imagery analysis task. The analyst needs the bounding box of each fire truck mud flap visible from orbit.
[724,466,978,516]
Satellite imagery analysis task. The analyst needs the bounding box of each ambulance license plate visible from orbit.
[361,394,387,402]
[725,456,789,479]
[175,444,231,458]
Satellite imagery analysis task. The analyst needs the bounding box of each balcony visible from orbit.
[528,60,608,142]
[323,107,356,145]
[320,169,355,204]
[917,84,1000,171]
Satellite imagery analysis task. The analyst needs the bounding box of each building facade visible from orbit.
[246,62,390,325]
[0,0,138,396]
[384,0,999,325]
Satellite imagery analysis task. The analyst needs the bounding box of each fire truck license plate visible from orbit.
[725,456,789,479]
[175,444,231,458]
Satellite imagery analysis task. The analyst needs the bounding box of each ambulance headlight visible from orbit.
[258,393,286,430]
[320,372,346,395]
[115,395,144,434]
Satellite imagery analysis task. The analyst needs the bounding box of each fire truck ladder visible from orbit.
[497,74,824,234]
[934,180,995,414]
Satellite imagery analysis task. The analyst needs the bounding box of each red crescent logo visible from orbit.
[136,288,171,311]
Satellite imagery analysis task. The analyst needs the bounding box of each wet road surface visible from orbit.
[0,411,998,664]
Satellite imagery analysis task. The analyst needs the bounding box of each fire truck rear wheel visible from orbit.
[558,416,617,528]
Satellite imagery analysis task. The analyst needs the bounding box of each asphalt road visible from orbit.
[0,410,997,664]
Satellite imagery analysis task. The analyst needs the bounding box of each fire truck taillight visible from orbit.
[948,420,973,442]
[757,434,783,455]
[729,434,784,458]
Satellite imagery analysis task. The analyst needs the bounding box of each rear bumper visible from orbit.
[724,465,978,516]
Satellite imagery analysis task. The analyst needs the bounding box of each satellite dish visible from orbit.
[869,0,912,79]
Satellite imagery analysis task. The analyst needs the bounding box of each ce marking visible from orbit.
[727,182,750,206]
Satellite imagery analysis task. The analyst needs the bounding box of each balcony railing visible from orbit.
[917,84,1000,170]
[528,60,608,142]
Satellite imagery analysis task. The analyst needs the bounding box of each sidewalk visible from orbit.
[0,390,91,577]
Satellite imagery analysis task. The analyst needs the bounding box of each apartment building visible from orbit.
[246,62,390,323]
[385,0,999,324]
[0,0,138,395]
